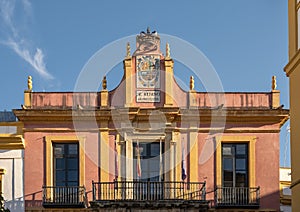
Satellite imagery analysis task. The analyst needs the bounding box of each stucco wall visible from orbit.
[290,68,300,211]
[197,131,280,210]
[24,129,99,208]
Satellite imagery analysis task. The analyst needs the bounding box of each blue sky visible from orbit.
[0,0,290,166]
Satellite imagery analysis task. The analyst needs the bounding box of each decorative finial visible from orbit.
[102,76,107,90]
[166,43,170,59]
[272,75,277,90]
[126,42,131,58]
[147,27,150,34]
[190,76,194,90]
[27,76,32,91]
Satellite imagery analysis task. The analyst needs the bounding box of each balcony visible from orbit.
[91,181,209,209]
[42,185,87,208]
[214,186,260,208]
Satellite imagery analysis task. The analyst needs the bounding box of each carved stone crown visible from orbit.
[133,27,162,56]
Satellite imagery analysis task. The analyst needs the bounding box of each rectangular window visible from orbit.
[53,143,79,187]
[215,136,258,207]
[222,143,248,187]
[132,141,164,200]
[44,136,86,207]
[133,142,163,181]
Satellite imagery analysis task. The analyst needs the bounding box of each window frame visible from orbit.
[222,143,248,187]
[45,135,85,187]
[53,142,79,187]
[133,141,164,181]
[215,135,256,188]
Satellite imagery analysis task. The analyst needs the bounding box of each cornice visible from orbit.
[284,49,300,77]
[0,134,25,149]
[13,108,289,126]
[13,109,111,122]
[23,126,281,134]
[0,122,23,127]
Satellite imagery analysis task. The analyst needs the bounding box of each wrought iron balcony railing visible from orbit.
[214,186,260,208]
[42,185,87,208]
[92,181,206,202]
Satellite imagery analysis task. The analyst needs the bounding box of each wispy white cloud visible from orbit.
[0,0,17,37]
[0,0,53,80]
[4,39,53,79]
[21,0,32,16]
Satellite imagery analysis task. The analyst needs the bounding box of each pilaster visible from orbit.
[271,76,280,108]
[115,134,121,181]
[24,91,32,108]
[175,132,182,182]
[124,58,133,107]
[169,131,179,183]
[24,76,32,108]
[189,124,198,182]
[100,90,108,107]
[99,121,110,182]
[164,58,174,106]
[124,133,133,181]
[189,90,197,108]
[164,133,171,182]
[272,90,280,108]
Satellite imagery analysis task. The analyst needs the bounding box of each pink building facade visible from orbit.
[14,29,289,211]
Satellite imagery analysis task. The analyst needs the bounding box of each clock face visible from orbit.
[136,55,160,88]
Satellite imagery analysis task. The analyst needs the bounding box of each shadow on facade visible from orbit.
[206,189,280,211]
[22,188,281,211]
[24,190,43,208]
[5,199,24,212]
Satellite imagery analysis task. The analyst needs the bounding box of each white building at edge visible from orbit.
[0,111,25,212]
[280,167,292,212]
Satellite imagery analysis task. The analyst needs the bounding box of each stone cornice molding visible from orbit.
[285,49,300,77]
[0,134,25,149]
[13,108,289,127]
